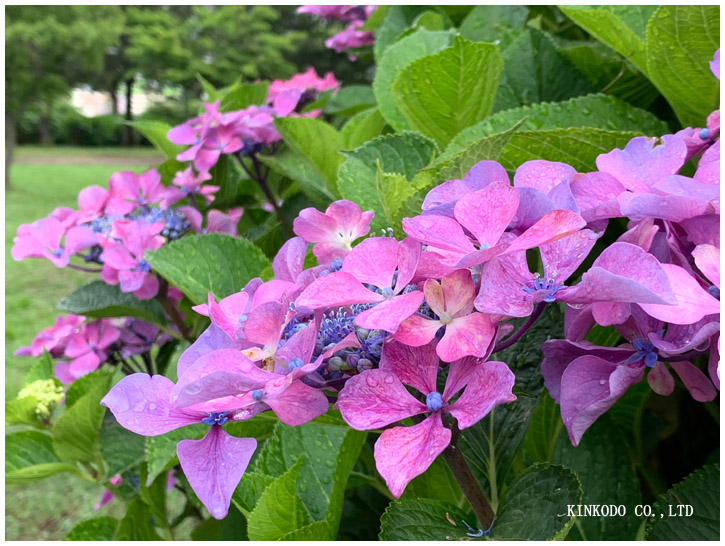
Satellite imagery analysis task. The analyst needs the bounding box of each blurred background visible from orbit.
[5,5,375,540]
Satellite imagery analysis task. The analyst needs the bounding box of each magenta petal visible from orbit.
[119,270,146,293]
[244,301,286,347]
[558,356,644,446]
[69,351,101,378]
[342,237,399,289]
[669,361,717,402]
[447,361,516,428]
[540,229,600,283]
[570,171,626,222]
[640,264,720,324]
[647,362,674,396]
[692,244,720,288]
[514,160,576,195]
[402,215,476,256]
[275,322,317,366]
[293,207,339,243]
[379,340,439,394]
[442,356,479,402]
[392,314,441,347]
[100,374,201,435]
[475,257,533,317]
[337,369,427,430]
[505,210,586,255]
[374,413,451,498]
[177,324,237,378]
[177,427,257,519]
[393,237,421,292]
[264,379,330,425]
[272,237,307,282]
[354,291,424,333]
[295,271,382,309]
[454,182,519,248]
[437,313,495,362]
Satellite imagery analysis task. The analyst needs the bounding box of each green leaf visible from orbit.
[400,456,464,507]
[586,323,623,347]
[376,171,415,237]
[438,93,668,164]
[63,368,112,409]
[340,107,386,150]
[434,119,525,182]
[253,420,367,536]
[52,372,112,463]
[139,464,170,532]
[552,415,642,540]
[338,132,438,232]
[145,233,270,305]
[491,464,583,540]
[98,416,146,481]
[23,351,55,386]
[373,29,453,131]
[459,5,529,43]
[57,280,167,327]
[645,5,720,127]
[190,505,247,540]
[560,6,657,73]
[115,498,161,540]
[5,396,43,427]
[393,35,503,149]
[373,5,427,60]
[6,461,88,485]
[499,127,640,172]
[128,119,183,159]
[246,458,309,540]
[494,28,595,112]
[65,517,118,541]
[459,304,563,506]
[647,464,719,541]
[220,81,269,110]
[233,471,276,513]
[279,520,332,540]
[379,498,472,540]
[273,116,344,197]
[258,150,335,207]
[323,85,376,116]
[523,391,563,464]
[145,424,206,486]
[6,430,57,470]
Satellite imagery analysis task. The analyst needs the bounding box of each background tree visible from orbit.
[5,6,123,186]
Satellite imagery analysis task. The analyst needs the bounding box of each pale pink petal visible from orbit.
[374,413,451,498]
[692,244,720,288]
[640,264,720,324]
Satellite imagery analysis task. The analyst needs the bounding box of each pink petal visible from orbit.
[177,427,256,519]
[454,182,519,248]
[570,172,626,222]
[354,291,424,333]
[669,361,717,402]
[100,245,136,271]
[440,269,476,317]
[342,237,399,289]
[133,274,159,300]
[647,362,674,396]
[379,340,439,395]
[540,229,600,283]
[514,160,576,195]
[177,324,237,378]
[295,271,382,309]
[374,413,451,498]
[392,314,442,347]
[446,361,516,428]
[640,264,720,324]
[272,237,308,282]
[119,270,147,293]
[293,207,339,243]
[243,301,287,347]
[442,356,479,402]
[264,379,330,426]
[504,210,586,255]
[402,215,476,256]
[437,313,495,362]
[692,244,720,288]
[393,237,421,292]
[337,369,427,430]
[475,256,534,317]
[100,374,202,435]
[69,351,101,378]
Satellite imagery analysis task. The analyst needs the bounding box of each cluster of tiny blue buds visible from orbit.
[201,411,229,426]
[627,338,658,368]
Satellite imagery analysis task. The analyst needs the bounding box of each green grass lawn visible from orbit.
[15,145,163,161]
[5,152,164,540]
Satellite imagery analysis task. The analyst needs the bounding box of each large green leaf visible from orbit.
[273,116,344,197]
[647,464,719,541]
[246,459,309,540]
[220,81,269,111]
[338,132,438,232]
[459,304,563,508]
[115,498,161,540]
[499,127,640,172]
[52,372,112,464]
[6,430,86,484]
[23,351,55,386]
[373,29,453,131]
[323,85,376,116]
[145,424,206,487]
[491,464,583,540]
[252,420,367,537]
[58,280,167,326]
[560,6,657,73]
[379,498,472,540]
[340,107,386,150]
[5,396,43,428]
[523,391,563,464]
[400,456,464,507]
[552,415,642,540]
[494,28,595,112]
[98,416,146,481]
[65,517,118,541]
[128,120,184,159]
[373,5,427,60]
[258,150,336,206]
[393,35,503,149]
[645,5,720,127]
[459,5,529,43]
[145,233,270,305]
[438,93,668,164]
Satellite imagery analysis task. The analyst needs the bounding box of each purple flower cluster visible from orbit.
[297,5,376,58]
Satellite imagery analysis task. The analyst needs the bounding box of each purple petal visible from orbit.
[177,324,237,378]
[540,229,601,283]
[100,374,202,435]
[647,362,674,396]
[264,379,330,425]
[342,237,400,289]
[177,426,256,519]
[669,361,717,402]
[272,237,308,282]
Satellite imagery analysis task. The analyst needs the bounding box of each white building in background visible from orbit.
[70,86,164,117]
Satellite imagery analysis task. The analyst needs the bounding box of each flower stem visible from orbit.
[491,301,546,354]
[157,279,193,343]
[441,438,496,530]
[67,263,103,273]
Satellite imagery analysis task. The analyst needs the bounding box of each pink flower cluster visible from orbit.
[297,5,376,57]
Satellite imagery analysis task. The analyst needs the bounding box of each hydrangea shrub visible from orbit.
[8,5,720,541]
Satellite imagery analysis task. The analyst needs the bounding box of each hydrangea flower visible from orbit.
[337,341,516,497]
[106,169,167,216]
[15,314,84,358]
[160,167,217,209]
[12,217,99,268]
[58,319,121,383]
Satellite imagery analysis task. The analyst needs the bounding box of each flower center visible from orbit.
[201,411,229,426]
[136,260,151,272]
[426,391,443,412]
[627,338,658,367]
[522,271,564,302]
[708,285,720,300]
[252,389,264,401]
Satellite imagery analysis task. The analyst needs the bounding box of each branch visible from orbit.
[491,302,546,354]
